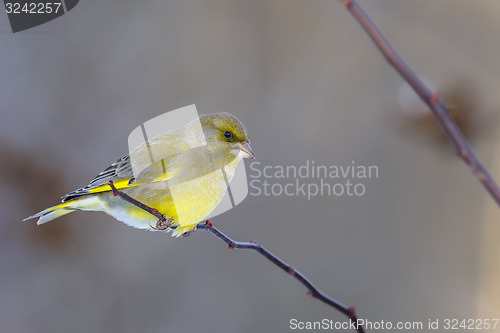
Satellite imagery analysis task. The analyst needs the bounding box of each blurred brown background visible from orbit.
[1,0,500,332]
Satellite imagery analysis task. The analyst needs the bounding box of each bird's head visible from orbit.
[200,113,254,163]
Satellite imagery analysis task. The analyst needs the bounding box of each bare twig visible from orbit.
[107,181,366,333]
[340,0,500,207]
[108,181,168,223]
[196,222,365,332]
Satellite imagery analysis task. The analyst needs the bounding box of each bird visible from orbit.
[24,112,254,237]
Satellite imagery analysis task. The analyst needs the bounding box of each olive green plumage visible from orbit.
[24,113,254,236]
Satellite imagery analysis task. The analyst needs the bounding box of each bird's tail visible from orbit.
[23,196,103,225]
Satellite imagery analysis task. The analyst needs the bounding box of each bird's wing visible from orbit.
[62,130,199,202]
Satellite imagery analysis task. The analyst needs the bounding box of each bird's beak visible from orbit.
[238,141,255,159]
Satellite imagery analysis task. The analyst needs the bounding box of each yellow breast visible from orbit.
[104,157,241,235]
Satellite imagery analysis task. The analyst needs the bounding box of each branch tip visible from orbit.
[108,180,119,196]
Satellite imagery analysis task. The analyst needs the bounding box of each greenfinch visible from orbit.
[24,112,254,236]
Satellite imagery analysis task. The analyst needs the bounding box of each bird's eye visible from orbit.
[223,131,233,139]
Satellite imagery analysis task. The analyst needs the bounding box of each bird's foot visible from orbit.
[150,217,175,231]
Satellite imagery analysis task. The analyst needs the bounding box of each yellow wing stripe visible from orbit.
[84,178,133,194]
[84,173,174,195]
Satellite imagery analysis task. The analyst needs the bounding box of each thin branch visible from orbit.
[107,181,366,333]
[340,0,500,207]
[196,222,364,330]
[108,182,168,224]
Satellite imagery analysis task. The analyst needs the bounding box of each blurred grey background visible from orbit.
[1,0,500,332]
